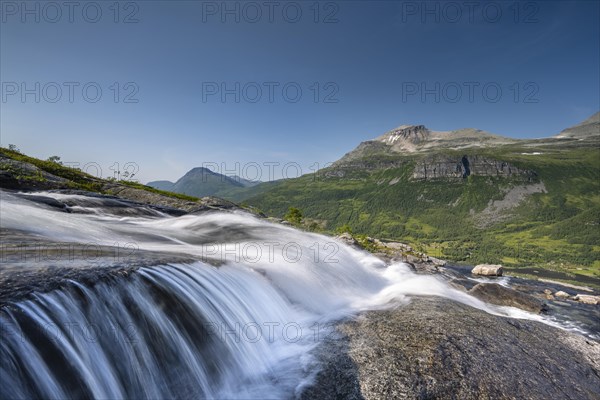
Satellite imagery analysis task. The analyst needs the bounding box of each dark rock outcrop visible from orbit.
[469,282,548,313]
[0,171,20,189]
[0,155,72,190]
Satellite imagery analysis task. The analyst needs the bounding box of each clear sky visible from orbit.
[1,0,599,183]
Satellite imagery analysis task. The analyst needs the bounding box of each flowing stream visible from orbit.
[0,191,587,399]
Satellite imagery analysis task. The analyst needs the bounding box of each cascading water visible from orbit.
[0,190,584,399]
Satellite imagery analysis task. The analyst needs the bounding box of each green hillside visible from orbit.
[239,138,600,286]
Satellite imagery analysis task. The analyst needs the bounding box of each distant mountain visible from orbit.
[229,175,262,188]
[147,168,260,198]
[554,112,600,138]
[147,180,175,191]
[334,124,517,166]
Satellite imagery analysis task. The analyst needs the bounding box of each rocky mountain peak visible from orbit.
[555,111,600,138]
[378,125,430,145]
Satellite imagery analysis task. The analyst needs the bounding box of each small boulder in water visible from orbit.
[472,264,503,276]
[555,291,571,299]
[543,289,554,300]
[574,294,600,305]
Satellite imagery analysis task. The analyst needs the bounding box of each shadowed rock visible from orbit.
[469,282,548,313]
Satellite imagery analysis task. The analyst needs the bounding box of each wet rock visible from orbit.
[574,294,600,305]
[469,283,547,313]
[426,256,446,267]
[305,297,600,400]
[411,261,440,274]
[448,278,470,292]
[0,171,20,189]
[472,264,503,276]
[14,193,70,212]
[555,291,571,299]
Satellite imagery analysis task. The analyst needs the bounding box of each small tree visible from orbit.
[8,144,20,153]
[284,207,303,225]
[47,156,62,164]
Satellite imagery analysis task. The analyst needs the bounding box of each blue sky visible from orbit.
[1,0,599,183]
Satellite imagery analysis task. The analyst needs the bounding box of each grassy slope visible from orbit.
[0,147,200,202]
[240,142,600,284]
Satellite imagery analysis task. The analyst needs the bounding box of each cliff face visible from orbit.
[412,155,536,181]
[379,125,430,145]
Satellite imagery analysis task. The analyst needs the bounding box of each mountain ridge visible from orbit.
[554,112,600,138]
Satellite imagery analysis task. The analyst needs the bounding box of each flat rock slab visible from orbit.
[303,297,600,400]
[469,282,547,313]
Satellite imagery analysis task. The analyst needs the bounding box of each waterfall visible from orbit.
[0,190,571,398]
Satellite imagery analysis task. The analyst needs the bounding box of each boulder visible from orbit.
[555,291,571,299]
[427,256,447,267]
[469,283,547,313]
[472,264,503,276]
[574,294,600,305]
[302,297,600,400]
[404,254,422,264]
[336,233,359,247]
[543,289,555,300]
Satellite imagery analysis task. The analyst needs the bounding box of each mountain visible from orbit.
[147,167,260,198]
[229,175,262,187]
[554,112,600,138]
[146,180,175,191]
[333,125,517,166]
[235,112,600,286]
[332,124,533,181]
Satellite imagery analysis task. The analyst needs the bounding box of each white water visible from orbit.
[0,191,573,398]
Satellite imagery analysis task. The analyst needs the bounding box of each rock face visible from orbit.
[303,297,600,400]
[472,264,503,276]
[474,182,547,228]
[0,155,72,190]
[469,283,547,313]
[412,155,536,181]
[379,125,430,147]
